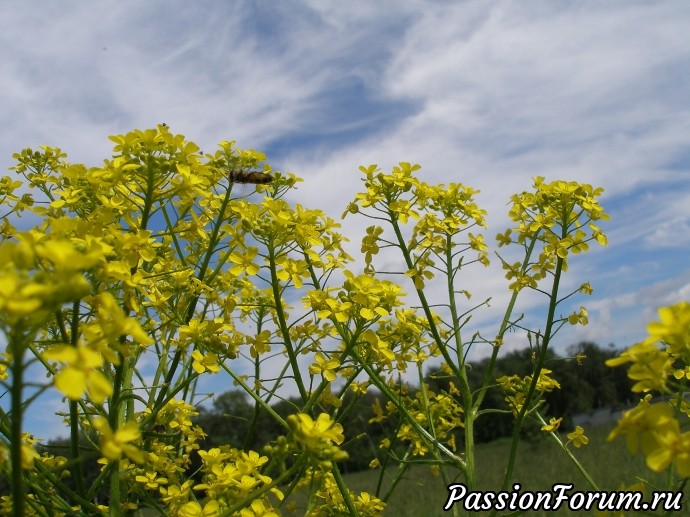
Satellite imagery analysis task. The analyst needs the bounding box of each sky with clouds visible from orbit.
[1,1,689,439]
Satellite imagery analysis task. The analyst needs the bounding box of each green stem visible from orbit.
[138,155,157,231]
[444,233,475,489]
[536,413,599,490]
[380,446,411,501]
[9,328,26,517]
[332,465,359,516]
[108,459,121,516]
[388,211,473,483]
[151,180,234,412]
[473,237,537,412]
[416,362,460,507]
[388,216,457,372]
[243,317,265,450]
[303,323,364,415]
[353,349,466,469]
[59,302,87,500]
[500,255,564,493]
[223,366,288,429]
[32,460,103,514]
[375,409,407,499]
[267,245,307,401]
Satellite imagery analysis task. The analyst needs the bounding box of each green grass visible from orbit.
[288,424,687,516]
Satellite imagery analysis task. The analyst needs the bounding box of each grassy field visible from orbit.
[288,424,686,516]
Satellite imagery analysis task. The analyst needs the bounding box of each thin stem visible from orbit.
[445,233,476,489]
[332,465,359,516]
[9,328,26,517]
[474,237,537,412]
[536,413,599,491]
[500,255,564,493]
[387,215,457,374]
[353,349,466,470]
[267,244,307,401]
[151,179,234,413]
[59,301,87,500]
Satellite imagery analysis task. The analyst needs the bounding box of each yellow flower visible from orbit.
[0,238,92,323]
[606,341,673,393]
[316,383,342,408]
[191,350,220,374]
[20,444,39,470]
[535,369,561,391]
[361,329,395,366]
[356,491,386,513]
[368,398,386,424]
[567,426,588,448]
[504,178,608,283]
[541,417,563,432]
[159,480,193,505]
[229,246,260,276]
[567,306,589,326]
[93,417,144,464]
[34,238,108,273]
[135,471,168,490]
[0,353,11,381]
[644,426,682,474]
[496,229,512,247]
[178,500,219,517]
[674,432,690,477]
[349,382,369,395]
[609,401,690,477]
[247,330,272,359]
[361,225,383,265]
[308,352,340,382]
[275,256,308,289]
[239,499,279,517]
[316,297,353,323]
[92,292,154,347]
[43,345,113,404]
[644,302,690,356]
[287,413,345,449]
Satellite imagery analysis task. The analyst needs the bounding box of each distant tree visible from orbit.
[426,342,635,441]
[543,342,635,426]
[195,390,255,448]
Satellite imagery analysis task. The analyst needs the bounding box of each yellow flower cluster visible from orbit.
[370,383,463,457]
[287,413,348,469]
[191,447,281,513]
[499,177,608,290]
[497,369,561,417]
[0,237,95,326]
[607,302,690,478]
[292,468,385,517]
[345,162,488,282]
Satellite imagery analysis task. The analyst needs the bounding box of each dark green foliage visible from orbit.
[543,342,636,428]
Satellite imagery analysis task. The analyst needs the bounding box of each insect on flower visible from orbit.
[228,168,273,184]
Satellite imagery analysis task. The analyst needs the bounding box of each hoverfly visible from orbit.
[228,168,273,184]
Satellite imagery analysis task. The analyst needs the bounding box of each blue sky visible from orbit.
[1,1,689,439]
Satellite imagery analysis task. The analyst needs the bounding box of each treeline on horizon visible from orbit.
[192,341,635,473]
